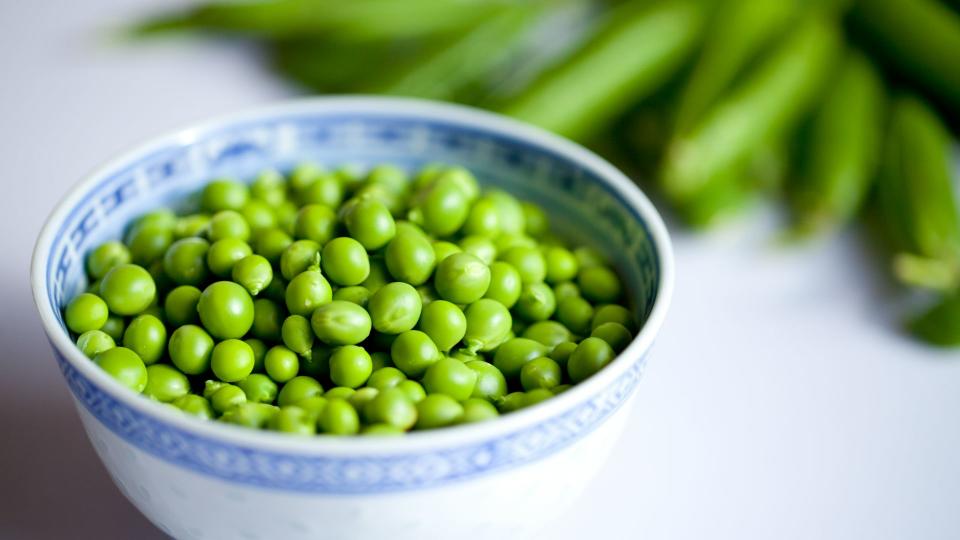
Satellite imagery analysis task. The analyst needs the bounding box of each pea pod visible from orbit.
[789,50,885,236]
[660,14,841,201]
[502,0,708,141]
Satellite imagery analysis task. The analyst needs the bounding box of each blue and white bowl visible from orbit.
[31,97,673,539]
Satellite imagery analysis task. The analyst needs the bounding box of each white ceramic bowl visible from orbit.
[31,97,673,540]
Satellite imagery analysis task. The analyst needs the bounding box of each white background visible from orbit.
[2,1,960,538]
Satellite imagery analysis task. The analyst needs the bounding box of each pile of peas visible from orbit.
[63,163,637,436]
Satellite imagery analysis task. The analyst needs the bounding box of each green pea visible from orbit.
[126,224,173,266]
[460,398,499,424]
[397,380,426,403]
[122,314,167,365]
[592,304,637,332]
[162,238,210,286]
[164,285,201,326]
[294,204,337,244]
[462,197,501,238]
[348,387,380,412]
[408,175,470,237]
[459,235,497,265]
[552,384,572,395]
[391,330,441,378]
[524,388,554,407]
[364,387,417,430]
[264,345,300,383]
[556,295,594,335]
[168,324,214,375]
[251,169,287,206]
[544,246,578,283]
[76,330,115,358]
[203,380,227,398]
[553,281,581,303]
[465,359,508,401]
[434,253,490,304]
[269,406,316,435]
[100,315,126,341]
[498,246,545,285]
[144,364,190,402]
[483,261,522,308]
[423,358,477,401]
[418,300,467,352]
[414,394,463,430]
[231,254,273,296]
[275,201,300,235]
[521,202,549,238]
[238,373,278,403]
[94,347,148,393]
[206,238,252,277]
[221,402,278,429]
[385,229,436,286]
[578,265,623,304]
[324,386,356,401]
[290,162,325,193]
[211,339,256,382]
[366,164,409,195]
[498,391,527,413]
[253,227,293,264]
[277,375,324,407]
[462,299,512,353]
[198,281,255,339]
[318,398,359,435]
[520,357,562,391]
[590,322,633,352]
[285,269,332,317]
[240,199,278,231]
[322,237,371,286]
[99,264,156,316]
[515,283,557,322]
[367,367,407,390]
[522,320,573,348]
[174,394,214,419]
[329,345,372,388]
[280,240,320,281]
[208,210,251,242]
[299,174,344,209]
[574,246,605,268]
[549,341,577,368]
[174,214,211,239]
[332,285,371,307]
[65,293,109,334]
[201,179,249,212]
[245,338,268,372]
[310,300,372,346]
[368,282,422,334]
[567,337,616,383]
[251,298,284,341]
[432,241,462,263]
[86,241,131,280]
[493,338,549,381]
[295,395,328,418]
[281,314,315,357]
[344,198,395,250]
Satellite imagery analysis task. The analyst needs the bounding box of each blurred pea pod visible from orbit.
[659,14,841,202]
[876,96,960,291]
[788,50,885,236]
[502,0,708,141]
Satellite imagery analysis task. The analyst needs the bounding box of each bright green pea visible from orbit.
[65,293,109,334]
[415,394,463,430]
[368,282,422,334]
[366,164,409,195]
[251,169,287,205]
[240,199,278,231]
[280,240,320,281]
[310,301,372,346]
[525,388,554,407]
[385,229,435,286]
[578,265,623,303]
[245,338,268,372]
[553,281,580,303]
[281,315,315,357]
[549,341,577,368]
[432,241,461,263]
[487,190,525,234]
[552,384,572,394]
[295,395,328,418]
[211,339,256,382]
[220,402,278,429]
[319,398,359,435]
[465,359,508,401]
[460,398,499,423]
[364,387,417,430]
[174,214,211,239]
[556,295,594,335]
[168,324,214,375]
[251,298,284,341]
[322,237,371,286]
[423,358,477,401]
[590,322,633,352]
[76,330,115,358]
[493,338,550,381]
[299,174,344,209]
[99,264,156,316]
[462,197,501,238]
[515,283,557,322]
[238,373,278,403]
[207,238,252,277]
[498,246,545,285]
[459,235,497,265]
[329,345,372,388]
[285,269,332,317]
[144,364,190,402]
[498,391,527,413]
[277,376,324,407]
[294,204,337,245]
[391,330,441,378]
[269,406,316,435]
[520,357,562,391]
[397,380,426,403]
[100,315,126,341]
[126,224,173,266]
[344,198,395,250]
[86,241,131,280]
[434,253,490,304]
[290,162,325,193]
[544,246,578,283]
[208,210,251,242]
[231,254,273,296]
[94,347,148,393]
[122,314,167,365]
[484,261,522,308]
[522,320,573,348]
[324,386,356,401]
[462,299,512,353]
[408,175,470,237]
[275,200,300,235]
[367,366,407,390]
[165,285,201,326]
[264,345,300,383]
[592,304,637,332]
[521,202,549,238]
[174,394,214,419]
[203,379,227,398]
[201,179,249,212]
[253,227,293,264]
[198,281,255,339]
[418,300,466,352]
[332,286,371,307]
[567,337,616,383]
[349,387,380,412]
[163,238,210,286]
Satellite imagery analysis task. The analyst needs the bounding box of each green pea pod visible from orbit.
[876,95,960,289]
[909,295,960,347]
[501,0,708,141]
[789,50,885,236]
[850,0,960,115]
[673,0,801,134]
[660,14,841,202]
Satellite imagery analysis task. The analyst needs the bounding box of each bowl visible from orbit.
[31,97,673,539]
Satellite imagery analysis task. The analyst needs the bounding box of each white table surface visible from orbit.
[3,2,960,538]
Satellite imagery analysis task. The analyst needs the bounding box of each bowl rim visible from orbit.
[31,96,674,455]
